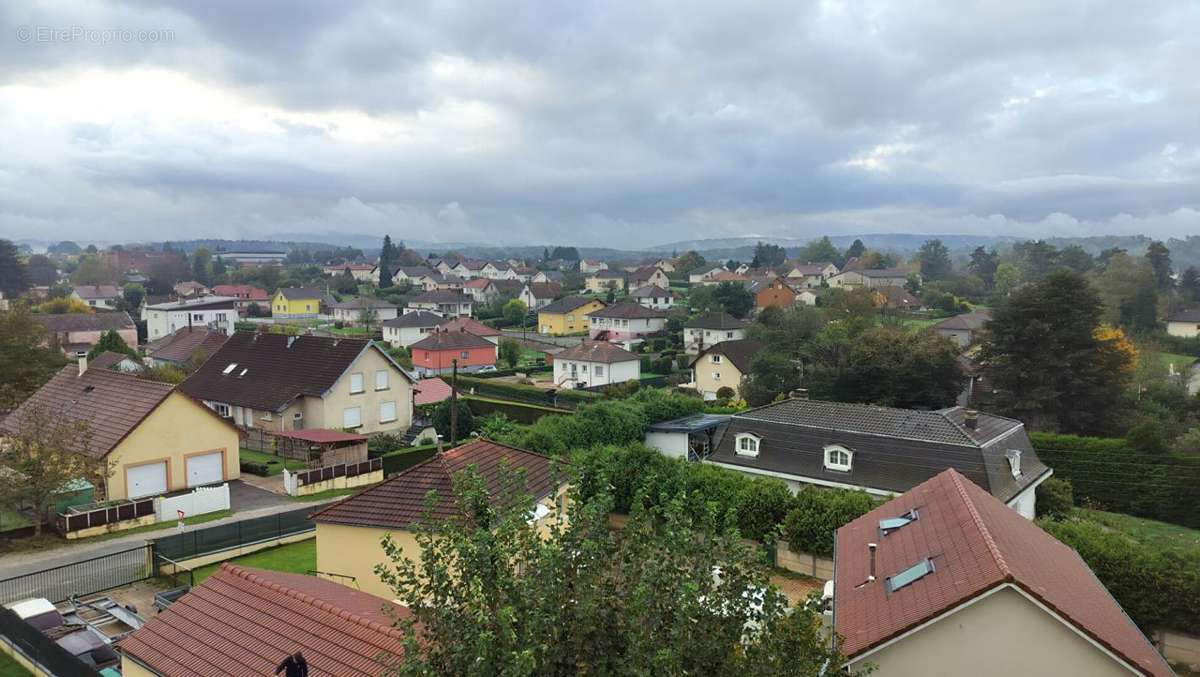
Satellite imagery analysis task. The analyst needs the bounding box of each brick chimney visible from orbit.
[964,409,979,430]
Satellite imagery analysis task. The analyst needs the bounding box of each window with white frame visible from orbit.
[349,373,364,394]
[594,365,604,377]
[343,406,362,428]
[711,354,722,363]
[212,403,230,417]
[376,369,389,390]
[824,444,853,471]
[380,400,397,423]
[1006,449,1022,478]
[735,433,760,457]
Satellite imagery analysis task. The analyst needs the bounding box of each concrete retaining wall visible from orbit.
[64,513,157,540]
[157,530,315,574]
[775,541,834,579]
[293,469,382,497]
[1158,629,1200,670]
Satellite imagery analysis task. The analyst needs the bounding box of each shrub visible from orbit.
[715,386,736,400]
[675,354,690,371]
[368,432,406,458]
[1035,477,1074,518]
[639,356,652,373]
[239,461,272,476]
[432,400,474,441]
[782,488,877,557]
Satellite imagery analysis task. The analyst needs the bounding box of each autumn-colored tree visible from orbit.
[36,297,94,314]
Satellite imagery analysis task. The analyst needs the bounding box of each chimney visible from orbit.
[964,409,978,430]
[868,542,877,582]
[77,354,88,375]
[790,388,809,400]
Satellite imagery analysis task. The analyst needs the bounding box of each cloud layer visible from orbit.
[1,0,1197,246]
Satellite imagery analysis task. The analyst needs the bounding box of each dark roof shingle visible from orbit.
[553,340,639,364]
[692,339,763,372]
[382,311,445,329]
[410,330,496,352]
[147,327,228,364]
[684,312,746,330]
[539,296,602,315]
[587,302,666,320]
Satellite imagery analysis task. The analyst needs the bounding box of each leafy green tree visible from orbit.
[674,250,707,274]
[1058,245,1094,274]
[378,235,397,288]
[139,363,187,384]
[844,238,866,261]
[211,255,228,281]
[712,281,754,318]
[551,246,580,261]
[967,246,999,287]
[375,468,848,676]
[145,254,189,294]
[916,239,952,280]
[1011,240,1059,281]
[71,255,118,286]
[24,254,58,287]
[432,399,474,441]
[1145,240,1173,290]
[1180,266,1200,303]
[993,262,1021,296]
[742,352,802,406]
[191,247,212,286]
[502,298,528,327]
[335,268,359,294]
[825,325,964,408]
[122,283,145,310]
[0,239,31,298]
[0,306,68,410]
[796,236,841,266]
[499,338,522,368]
[48,241,81,256]
[750,241,786,268]
[87,330,138,361]
[1118,284,1158,333]
[979,270,1133,434]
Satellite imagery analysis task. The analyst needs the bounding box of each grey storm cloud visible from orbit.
[0,0,1197,247]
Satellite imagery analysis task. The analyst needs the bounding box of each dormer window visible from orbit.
[735,433,761,457]
[1006,449,1022,478]
[824,444,853,472]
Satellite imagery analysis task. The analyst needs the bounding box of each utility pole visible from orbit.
[449,358,459,445]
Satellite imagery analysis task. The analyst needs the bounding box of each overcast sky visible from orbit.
[1,1,1197,248]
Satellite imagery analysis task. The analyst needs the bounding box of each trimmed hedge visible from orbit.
[782,489,877,557]
[1031,432,1200,528]
[239,461,272,476]
[381,444,441,475]
[455,375,600,406]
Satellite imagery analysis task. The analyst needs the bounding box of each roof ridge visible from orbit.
[947,471,1010,578]
[934,408,979,445]
[222,564,405,639]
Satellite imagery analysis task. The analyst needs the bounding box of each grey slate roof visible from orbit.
[1169,308,1200,323]
[382,311,445,328]
[554,340,639,364]
[587,302,667,319]
[707,398,1047,503]
[691,339,763,372]
[684,312,746,330]
[539,296,601,314]
[328,297,398,310]
[33,312,135,333]
[409,290,472,304]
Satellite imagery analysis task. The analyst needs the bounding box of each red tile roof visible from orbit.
[119,564,409,676]
[437,316,500,337]
[147,327,228,364]
[834,469,1172,676]
[410,329,495,352]
[414,377,453,406]
[211,284,270,301]
[552,340,639,364]
[310,439,564,530]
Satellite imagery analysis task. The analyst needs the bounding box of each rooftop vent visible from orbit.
[287,336,298,348]
[886,558,935,594]
[964,409,979,430]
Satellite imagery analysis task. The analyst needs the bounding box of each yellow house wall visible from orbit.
[847,586,1138,677]
[693,358,746,399]
[105,391,241,501]
[538,300,605,335]
[119,656,158,677]
[318,347,414,434]
[271,291,320,317]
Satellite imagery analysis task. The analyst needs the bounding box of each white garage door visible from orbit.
[186,452,224,488]
[127,462,167,499]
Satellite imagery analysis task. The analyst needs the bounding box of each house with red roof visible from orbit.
[211,284,269,314]
[119,564,409,676]
[586,302,667,343]
[409,328,497,376]
[551,340,640,388]
[834,469,1173,676]
[437,316,502,344]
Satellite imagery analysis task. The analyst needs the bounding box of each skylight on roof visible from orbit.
[879,509,919,535]
[222,363,238,375]
[886,558,935,594]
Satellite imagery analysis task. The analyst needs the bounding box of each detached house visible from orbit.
[144,296,238,341]
[688,339,763,400]
[579,258,608,275]
[1,358,241,500]
[271,287,323,319]
[180,333,414,435]
[172,281,209,299]
[145,327,228,368]
[783,262,838,286]
[407,290,473,318]
[835,469,1173,677]
[653,396,1051,518]
[33,312,137,357]
[538,296,605,335]
[753,278,798,312]
[463,277,499,302]
[552,341,640,389]
[629,284,676,310]
[932,310,991,347]
[688,265,726,284]
[210,284,269,314]
[71,285,121,309]
[630,266,670,289]
[1167,308,1200,338]
[683,312,747,354]
[829,267,911,289]
[311,439,569,599]
[381,310,446,348]
[438,316,502,344]
[410,329,497,376]
[586,302,667,344]
[585,269,628,292]
[328,297,400,326]
[520,282,564,310]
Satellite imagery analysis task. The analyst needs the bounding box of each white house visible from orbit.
[72,285,121,309]
[651,258,676,273]
[407,290,473,318]
[796,289,819,306]
[828,268,911,289]
[462,278,499,302]
[688,266,727,284]
[587,303,667,343]
[629,285,675,310]
[381,311,446,347]
[328,298,400,326]
[520,282,563,310]
[1167,309,1200,338]
[682,312,747,354]
[580,259,608,275]
[144,296,239,341]
[552,341,640,389]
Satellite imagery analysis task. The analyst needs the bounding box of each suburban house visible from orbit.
[463,277,500,302]
[520,282,564,310]
[328,297,400,326]
[586,302,667,344]
[119,564,409,676]
[796,289,820,306]
[932,310,992,347]
[629,284,676,310]
[218,250,287,267]
[783,261,839,285]
[180,333,415,435]
[753,278,798,311]
[552,340,640,388]
[33,312,137,357]
[420,273,466,291]
[532,270,565,284]
[374,264,433,285]
[683,312,747,354]
[580,258,608,275]
[695,271,750,287]
[1,358,241,500]
[688,265,726,283]
[688,339,763,400]
[172,281,209,299]
[538,296,606,335]
[630,266,671,289]
[310,438,569,599]
[271,287,324,319]
[210,284,269,313]
[323,261,376,281]
[829,267,911,289]
[381,310,445,347]
[71,285,121,309]
[144,296,238,341]
[651,396,1051,518]
[835,469,1173,677]
[585,269,628,292]
[410,328,497,376]
[145,327,228,368]
[438,316,502,344]
[407,290,473,318]
[873,285,922,311]
[651,258,676,272]
[1166,308,1200,338]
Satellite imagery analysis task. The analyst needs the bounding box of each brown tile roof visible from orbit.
[539,296,602,315]
[630,266,665,282]
[409,290,472,304]
[0,364,174,459]
[463,277,493,289]
[119,564,409,677]
[147,327,228,364]
[310,439,563,530]
[32,311,135,333]
[410,329,496,352]
[73,285,120,299]
[587,302,667,319]
[437,316,500,337]
[525,282,563,299]
[834,470,1172,675]
[179,332,406,412]
[413,377,452,406]
[88,351,138,371]
[211,284,269,301]
[684,312,745,330]
[692,339,763,372]
[553,340,639,364]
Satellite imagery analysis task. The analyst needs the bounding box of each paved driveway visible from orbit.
[228,479,292,511]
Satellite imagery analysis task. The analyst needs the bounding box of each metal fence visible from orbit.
[153,506,315,561]
[0,545,153,607]
[0,607,102,677]
[54,497,155,534]
[295,458,382,487]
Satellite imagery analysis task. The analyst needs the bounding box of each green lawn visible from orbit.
[0,507,32,534]
[897,316,942,330]
[1150,351,1198,373]
[192,538,316,585]
[323,325,378,336]
[240,448,307,475]
[1078,508,1200,554]
[0,651,32,677]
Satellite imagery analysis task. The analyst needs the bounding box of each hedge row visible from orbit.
[380,444,441,475]
[1031,432,1200,528]
[455,375,601,406]
[1040,515,1200,633]
[573,444,876,553]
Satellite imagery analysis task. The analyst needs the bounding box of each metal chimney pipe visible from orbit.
[868,542,877,582]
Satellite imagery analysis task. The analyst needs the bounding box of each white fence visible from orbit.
[155,483,230,522]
